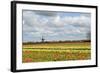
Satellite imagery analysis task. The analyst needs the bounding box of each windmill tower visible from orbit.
[41,36,45,42]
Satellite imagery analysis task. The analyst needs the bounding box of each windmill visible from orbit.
[41,36,45,42]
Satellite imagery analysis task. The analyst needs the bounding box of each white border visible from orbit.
[16,3,96,70]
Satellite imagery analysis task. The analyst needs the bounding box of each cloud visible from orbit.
[63,15,91,28]
[34,11,57,16]
[22,10,91,42]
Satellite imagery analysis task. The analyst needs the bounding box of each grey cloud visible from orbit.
[80,13,91,17]
[34,11,57,16]
[63,15,91,28]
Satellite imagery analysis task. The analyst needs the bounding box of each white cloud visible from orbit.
[22,10,91,42]
[51,16,64,27]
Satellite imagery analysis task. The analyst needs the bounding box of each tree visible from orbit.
[87,32,91,40]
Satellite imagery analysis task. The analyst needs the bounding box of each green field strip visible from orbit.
[23,43,91,48]
[23,46,91,49]
[22,49,90,53]
[23,48,90,50]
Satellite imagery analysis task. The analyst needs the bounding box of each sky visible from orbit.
[22,10,91,42]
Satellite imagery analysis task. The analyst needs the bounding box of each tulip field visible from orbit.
[22,42,91,63]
